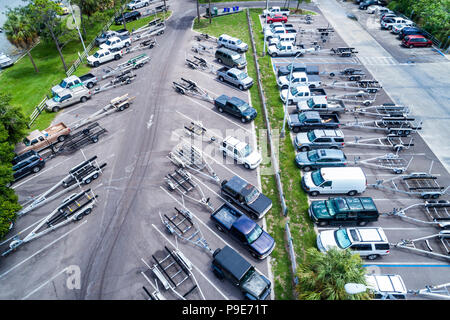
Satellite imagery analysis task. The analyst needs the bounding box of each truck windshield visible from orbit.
[105,40,112,46]
[307,98,315,108]
[236,39,242,45]
[311,170,325,186]
[325,200,336,216]
[307,131,316,142]
[237,72,248,80]
[334,229,352,249]
[232,54,241,60]
[307,150,319,161]
[23,138,31,146]
[245,187,260,204]
[298,113,306,122]
[59,80,68,88]
[93,52,100,58]
[290,87,298,96]
[242,144,252,157]
[247,225,263,244]
[236,102,250,112]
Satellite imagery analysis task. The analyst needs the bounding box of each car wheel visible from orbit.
[303,166,312,172]
[80,96,87,103]
[52,106,60,112]
[357,220,368,226]
[292,127,300,133]
[114,54,121,60]
[310,191,320,196]
[87,82,94,89]
[244,163,250,169]
[409,44,414,49]
[58,135,66,142]
[219,76,224,82]
[367,254,379,260]
[217,58,222,64]
[216,224,224,232]
[318,221,328,227]
[288,99,293,105]
[241,117,247,123]
[32,166,41,173]
[222,151,227,158]
[218,107,223,113]
[238,84,244,90]
[93,61,99,67]
[329,72,335,77]
[347,190,357,196]
[272,52,277,57]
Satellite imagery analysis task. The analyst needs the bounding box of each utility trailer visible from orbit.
[325,79,382,94]
[55,122,107,154]
[328,91,377,106]
[354,153,413,174]
[165,168,214,211]
[168,142,220,183]
[101,54,150,80]
[17,156,106,217]
[183,121,217,144]
[2,189,97,256]
[343,116,422,136]
[93,72,136,95]
[370,171,450,199]
[194,33,216,43]
[387,200,450,228]
[185,56,215,73]
[326,68,366,81]
[173,78,213,103]
[159,207,212,252]
[349,103,410,118]
[191,42,214,55]
[141,246,204,300]
[346,134,414,152]
[125,38,157,54]
[329,47,358,57]
[392,230,450,261]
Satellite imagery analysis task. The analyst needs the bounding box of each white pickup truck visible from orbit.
[277,72,322,89]
[296,97,346,114]
[219,136,262,170]
[99,35,131,51]
[280,86,327,104]
[268,41,315,57]
[87,48,124,67]
[263,6,290,17]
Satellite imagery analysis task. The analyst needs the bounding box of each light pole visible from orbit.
[280,52,302,138]
[68,0,86,53]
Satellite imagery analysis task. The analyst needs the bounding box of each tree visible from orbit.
[296,248,372,300]
[71,0,101,38]
[3,7,40,73]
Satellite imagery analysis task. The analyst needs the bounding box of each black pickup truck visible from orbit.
[214,95,257,123]
[288,111,340,133]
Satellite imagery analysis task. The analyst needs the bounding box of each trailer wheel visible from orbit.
[92,173,99,180]
[431,194,440,199]
[92,136,99,143]
[75,214,84,221]
[363,100,371,106]
[422,194,430,199]
[58,135,67,142]
[84,178,92,184]
[329,72,335,77]
[83,208,92,216]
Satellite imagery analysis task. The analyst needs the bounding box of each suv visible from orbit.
[221,175,272,220]
[215,47,247,69]
[402,35,433,48]
[309,197,379,226]
[295,149,347,171]
[115,11,141,25]
[294,129,345,152]
[365,274,407,299]
[7,150,45,187]
[127,0,149,10]
[220,136,262,169]
[218,34,248,53]
[316,227,390,260]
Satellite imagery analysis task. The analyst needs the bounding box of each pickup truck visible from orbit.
[45,86,93,112]
[95,29,129,46]
[51,73,98,96]
[288,111,340,133]
[263,6,290,17]
[211,203,275,259]
[217,67,253,91]
[309,197,379,226]
[280,86,327,104]
[268,42,314,57]
[277,62,319,77]
[296,97,346,114]
[220,136,262,169]
[264,26,286,41]
[221,176,272,220]
[99,35,131,51]
[15,122,71,155]
[277,71,322,89]
[214,95,257,123]
[87,48,124,67]
[212,246,272,300]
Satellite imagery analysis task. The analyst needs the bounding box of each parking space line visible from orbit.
[21,267,69,300]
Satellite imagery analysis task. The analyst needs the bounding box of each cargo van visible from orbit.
[215,47,247,69]
[301,167,367,196]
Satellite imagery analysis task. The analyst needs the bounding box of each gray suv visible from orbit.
[294,129,345,152]
[295,149,347,171]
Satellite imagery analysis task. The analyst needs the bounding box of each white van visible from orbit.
[365,274,408,299]
[301,167,366,196]
[269,34,296,46]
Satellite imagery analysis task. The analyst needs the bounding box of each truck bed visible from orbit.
[308,74,321,82]
[45,122,69,135]
[310,88,327,96]
[211,204,240,230]
[217,66,230,74]
[79,73,95,81]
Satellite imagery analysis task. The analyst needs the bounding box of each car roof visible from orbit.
[224,136,248,150]
[349,227,387,243]
[279,41,293,46]
[214,246,252,280]
[314,129,344,137]
[226,175,252,194]
[315,149,345,159]
[229,96,246,105]
[365,274,407,294]
[407,34,426,39]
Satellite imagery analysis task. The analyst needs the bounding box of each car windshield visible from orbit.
[298,113,306,122]
[105,40,112,45]
[307,98,314,108]
[247,224,263,244]
[232,54,241,60]
[334,229,352,249]
[307,150,319,161]
[311,170,325,186]
[243,144,252,157]
[325,200,336,216]
[93,52,100,58]
[291,87,298,95]
[237,72,248,80]
[236,102,250,112]
[53,95,62,102]
[245,187,260,204]
[236,39,242,45]
[59,80,68,88]
[23,138,31,146]
[307,130,316,142]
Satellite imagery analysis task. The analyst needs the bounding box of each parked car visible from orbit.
[294,129,345,152]
[277,62,319,77]
[214,95,257,123]
[268,41,310,57]
[402,35,433,48]
[288,111,340,133]
[127,0,149,10]
[220,136,262,169]
[212,246,272,300]
[221,175,272,220]
[267,14,288,24]
[211,203,275,259]
[87,48,124,67]
[99,35,131,51]
[263,22,284,34]
[391,22,414,34]
[365,274,407,299]
[268,33,296,46]
[0,52,14,69]
[399,27,426,39]
[296,97,346,114]
[263,6,290,17]
[264,26,286,41]
[51,73,98,96]
[218,34,248,53]
[380,13,397,23]
[366,5,381,14]
[215,47,247,69]
[359,0,379,10]
[280,86,327,104]
[295,149,347,171]
[381,17,413,30]
[114,10,141,25]
[15,122,71,155]
[308,196,379,226]
[45,86,93,112]
[316,227,390,260]
[216,67,253,90]
[6,150,46,187]
[95,29,129,46]
[277,71,321,89]
[301,167,367,196]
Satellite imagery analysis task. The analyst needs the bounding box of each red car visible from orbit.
[402,35,433,48]
[267,14,287,24]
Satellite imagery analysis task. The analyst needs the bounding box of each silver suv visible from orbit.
[294,129,345,152]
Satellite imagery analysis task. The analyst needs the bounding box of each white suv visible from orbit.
[365,274,408,299]
[218,34,248,53]
[220,136,262,169]
[127,0,149,10]
[316,227,390,260]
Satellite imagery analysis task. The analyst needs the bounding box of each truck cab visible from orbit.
[277,71,321,89]
[87,48,123,67]
[52,75,83,96]
[15,123,71,155]
[218,34,248,53]
[100,36,131,51]
[296,97,346,114]
[220,136,262,169]
[212,246,272,300]
[216,67,254,90]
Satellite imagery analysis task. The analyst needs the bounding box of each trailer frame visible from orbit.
[387,200,450,228]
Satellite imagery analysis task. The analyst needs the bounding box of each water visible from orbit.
[0,0,28,58]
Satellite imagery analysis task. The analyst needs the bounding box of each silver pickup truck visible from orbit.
[217,67,253,90]
[45,86,93,112]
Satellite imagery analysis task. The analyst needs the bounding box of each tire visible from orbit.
[292,127,300,133]
[329,72,335,77]
[125,42,130,47]
[5,182,11,188]
[114,54,121,60]
[217,58,222,64]
[244,163,250,169]
[250,252,258,259]
[219,76,224,82]
[75,214,84,221]
[92,173,99,179]
[92,136,99,143]
[52,106,60,113]
[300,146,309,152]
[32,166,41,173]
[222,151,227,158]
[241,117,247,123]
[409,44,414,49]
[303,166,312,172]
[87,82,94,89]
[423,194,430,199]
[80,96,87,103]
[83,208,92,216]
[431,194,440,199]
[218,107,224,113]
[366,254,379,260]
[288,99,293,105]
[347,190,357,196]
[272,52,277,57]
[238,84,244,91]
[93,61,99,68]
[84,178,92,184]
[310,191,320,196]
[318,220,328,227]
[58,135,66,142]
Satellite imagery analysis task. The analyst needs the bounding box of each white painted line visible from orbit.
[0,220,87,280]
[21,267,69,300]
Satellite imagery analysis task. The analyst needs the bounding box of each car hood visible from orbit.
[51,85,65,96]
[318,230,339,250]
[245,150,262,165]
[99,43,109,50]
[288,114,299,125]
[45,98,59,108]
[249,231,275,255]
[310,201,333,219]
[242,107,257,117]
[277,76,290,86]
[247,194,272,215]
[295,132,309,145]
[295,152,309,165]
[241,76,254,85]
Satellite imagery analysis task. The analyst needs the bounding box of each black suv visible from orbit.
[7,150,45,187]
[115,11,141,25]
[220,176,272,220]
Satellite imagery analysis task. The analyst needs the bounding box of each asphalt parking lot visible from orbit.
[258,6,450,298]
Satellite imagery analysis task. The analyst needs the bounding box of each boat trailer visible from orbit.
[354,153,413,174]
[392,230,450,261]
[349,103,410,118]
[386,200,450,228]
[346,134,414,152]
[173,78,213,103]
[328,91,377,106]
[343,116,422,136]
[325,79,382,94]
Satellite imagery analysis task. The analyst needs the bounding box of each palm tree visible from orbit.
[296,248,372,300]
[3,7,40,73]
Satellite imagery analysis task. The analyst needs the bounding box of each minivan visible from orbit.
[215,47,247,69]
[316,227,390,260]
[269,34,296,46]
[301,167,367,196]
[399,27,425,39]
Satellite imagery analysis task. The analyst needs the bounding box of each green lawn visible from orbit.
[110,10,172,32]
